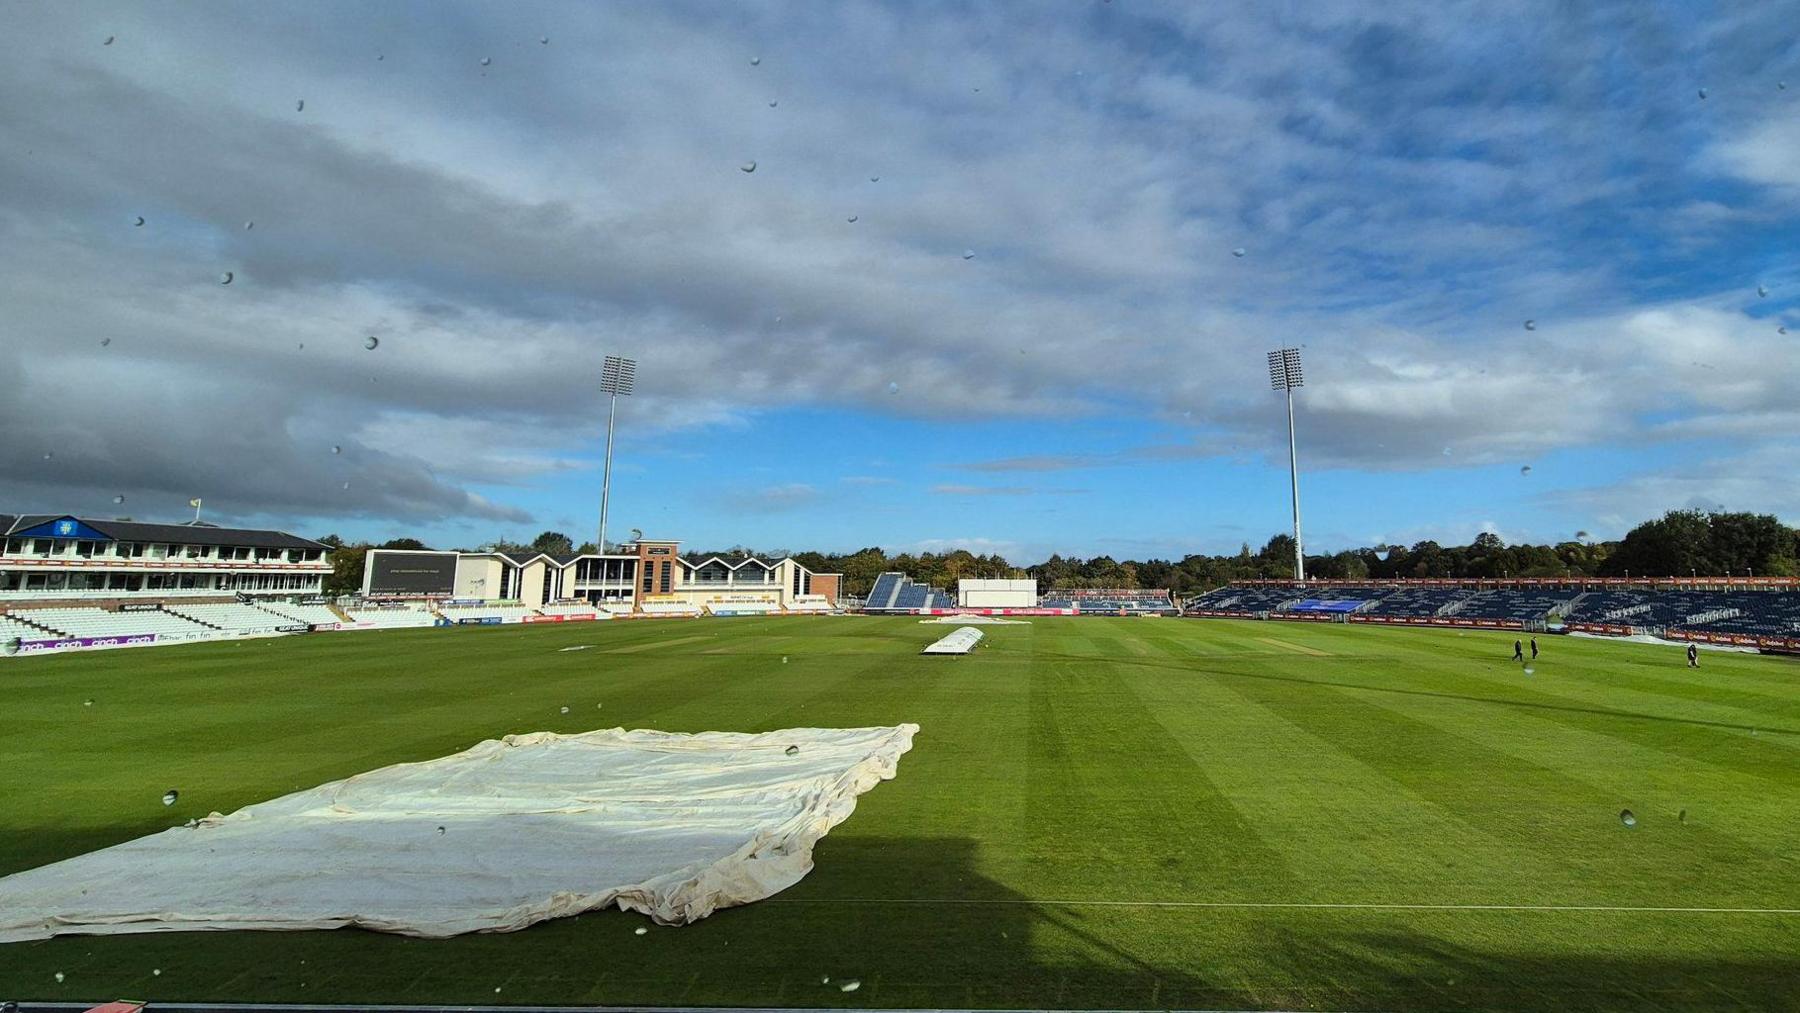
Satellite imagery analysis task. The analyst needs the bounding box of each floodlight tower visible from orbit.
[1267,347,1306,582]
[596,355,637,553]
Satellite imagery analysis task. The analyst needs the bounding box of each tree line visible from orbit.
[317,510,1799,598]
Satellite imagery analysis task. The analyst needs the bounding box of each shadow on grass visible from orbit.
[3,834,1798,1011]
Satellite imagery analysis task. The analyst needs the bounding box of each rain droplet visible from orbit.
[785,744,800,756]
[840,980,861,993]
[750,56,761,66]
[103,36,114,45]
[887,381,900,394]
[782,655,789,663]
[100,337,112,347]
[768,100,778,107]
[1678,808,1688,824]
[83,698,93,706]
[331,445,341,455]
[244,220,253,230]
[1520,465,1532,476]
[42,452,52,461]
[847,215,858,223]
[1697,87,1708,100]
[437,825,446,835]
[1442,447,1452,456]
[296,99,305,112]
[341,481,350,490]
[54,971,65,983]
[493,987,501,994]
[219,271,234,285]
[1522,667,1534,676]
[740,161,757,173]
[961,249,975,260]
[870,176,880,182]
[822,976,831,984]
[1523,319,1536,330]
[162,789,178,806]
[133,215,145,227]
[1231,247,1246,258]
[540,36,550,45]
[364,335,380,350]
[113,494,125,504]
[1619,809,1637,827]
[1781,325,1789,335]
[559,705,569,714]
[480,56,491,66]
[1781,81,1789,90]
[635,926,648,935]
[2,638,18,657]
[153,968,162,976]
[1757,285,1769,297]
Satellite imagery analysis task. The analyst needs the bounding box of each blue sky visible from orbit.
[2,2,1796,564]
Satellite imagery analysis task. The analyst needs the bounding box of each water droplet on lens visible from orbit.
[822,976,831,984]
[1523,319,1536,330]
[635,926,648,935]
[870,175,880,182]
[103,36,114,45]
[847,215,858,223]
[480,56,491,66]
[331,445,341,455]
[887,381,900,394]
[1757,285,1768,297]
[365,335,380,350]
[781,655,789,663]
[785,744,799,755]
[55,971,65,983]
[1697,87,1707,99]
[1781,81,1789,90]
[1619,809,1636,827]
[100,337,112,347]
[244,220,253,230]
[1522,667,1534,676]
[750,56,761,66]
[559,705,569,714]
[962,249,976,259]
[219,271,234,285]
[2,638,18,657]
[1520,465,1532,475]
[153,967,162,975]
[296,99,305,112]
[437,825,446,835]
[83,698,92,706]
[740,161,757,173]
[1232,247,1246,257]
[42,452,52,461]
[1780,325,1789,335]
[540,36,549,44]
[769,100,778,107]
[341,481,350,490]
[1678,808,1688,823]
[113,494,125,504]
[133,216,145,227]
[840,980,861,992]
[162,789,178,806]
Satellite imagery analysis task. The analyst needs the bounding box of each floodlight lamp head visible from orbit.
[1267,347,1304,390]
[600,355,637,396]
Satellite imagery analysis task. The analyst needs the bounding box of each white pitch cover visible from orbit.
[0,724,917,941]
[921,626,985,654]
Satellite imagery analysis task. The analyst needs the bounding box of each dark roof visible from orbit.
[0,513,327,551]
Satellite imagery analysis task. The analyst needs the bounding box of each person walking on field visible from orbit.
[1530,636,1539,660]
[1687,643,1700,668]
[1512,639,1524,662]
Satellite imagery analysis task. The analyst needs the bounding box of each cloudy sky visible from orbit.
[3,1,1795,563]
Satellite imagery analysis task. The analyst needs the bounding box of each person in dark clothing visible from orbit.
[1512,639,1524,661]
[1530,637,1539,660]
[1687,643,1699,668]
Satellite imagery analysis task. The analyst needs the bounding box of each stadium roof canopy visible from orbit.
[0,514,327,551]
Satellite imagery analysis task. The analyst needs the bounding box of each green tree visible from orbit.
[530,531,575,556]
[323,543,369,596]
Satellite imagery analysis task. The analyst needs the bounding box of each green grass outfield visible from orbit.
[4,616,1800,1011]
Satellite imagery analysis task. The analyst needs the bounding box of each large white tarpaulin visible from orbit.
[0,724,917,942]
